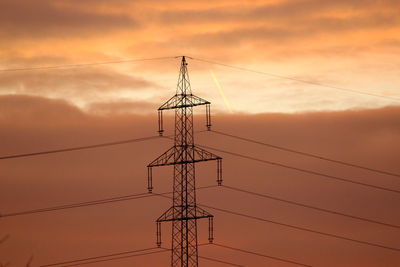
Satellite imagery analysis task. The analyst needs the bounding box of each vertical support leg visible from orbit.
[156,222,162,247]
[217,159,223,186]
[147,167,153,193]
[158,110,164,136]
[208,217,214,243]
[206,104,211,131]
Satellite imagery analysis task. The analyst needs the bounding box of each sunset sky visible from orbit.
[0,0,400,266]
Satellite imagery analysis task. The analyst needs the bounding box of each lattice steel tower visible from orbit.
[147,56,223,267]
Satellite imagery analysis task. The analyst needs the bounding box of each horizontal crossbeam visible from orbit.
[148,145,221,167]
[157,206,213,223]
[158,94,210,110]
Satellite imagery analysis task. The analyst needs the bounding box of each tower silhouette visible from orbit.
[147,56,223,267]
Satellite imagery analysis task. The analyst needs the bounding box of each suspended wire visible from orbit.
[4,132,397,193]
[209,130,400,179]
[160,246,245,267]
[212,243,311,267]
[188,56,400,102]
[2,54,396,102]
[0,131,201,161]
[7,182,397,251]
[0,135,160,160]
[222,185,400,229]
[196,143,400,194]
[0,192,151,218]
[198,203,400,252]
[2,54,397,102]
[199,255,245,267]
[40,243,244,267]
[155,193,400,252]
[40,248,169,267]
[8,185,400,255]
[0,185,217,218]
[39,247,160,267]
[0,56,180,72]
[155,194,400,252]
[2,135,398,255]
[4,182,398,255]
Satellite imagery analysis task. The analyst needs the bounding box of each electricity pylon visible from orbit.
[147,56,223,267]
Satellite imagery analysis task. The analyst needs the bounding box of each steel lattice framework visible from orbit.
[147,56,223,267]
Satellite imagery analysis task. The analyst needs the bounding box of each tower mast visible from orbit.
[147,56,223,267]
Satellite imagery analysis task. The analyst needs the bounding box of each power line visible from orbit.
[3,54,397,103]
[0,192,151,218]
[155,193,400,252]
[161,246,245,267]
[6,186,398,252]
[199,255,245,267]
[39,247,159,267]
[188,56,400,102]
[156,193,400,252]
[212,243,311,267]
[7,183,399,253]
[209,130,400,179]
[4,182,398,233]
[196,143,400,195]
[2,54,398,103]
[40,248,168,267]
[222,185,400,229]
[41,243,296,267]
[0,135,160,160]
[0,131,207,161]
[0,56,179,72]
[199,203,400,252]
[0,185,217,218]
[40,244,244,267]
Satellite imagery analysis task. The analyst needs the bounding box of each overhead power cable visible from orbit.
[199,203,400,252]
[40,248,168,267]
[39,247,160,267]
[222,185,400,229]
[0,131,208,161]
[2,54,398,102]
[40,243,245,267]
[212,243,311,267]
[0,185,217,218]
[0,135,160,160]
[0,192,151,218]
[209,130,400,179]
[188,56,400,102]
[155,193,400,252]
[160,246,245,267]
[0,56,180,72]
[199,255,245,267]
[196,143,400,195]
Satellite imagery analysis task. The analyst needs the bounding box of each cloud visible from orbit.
[0,97,399,266]
[0,67,159,99]
[0,94,79,114]
[88,100,157,114]
[125,0,400,62]
[0,94,83,125]
[157,0,400,25]
[0,55,71,69]
[0,0,399,116]
[0,0,138,39]
[165,14,400,49]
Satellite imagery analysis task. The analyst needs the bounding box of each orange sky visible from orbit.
[0,0,399,113]
[1,1,400,266]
